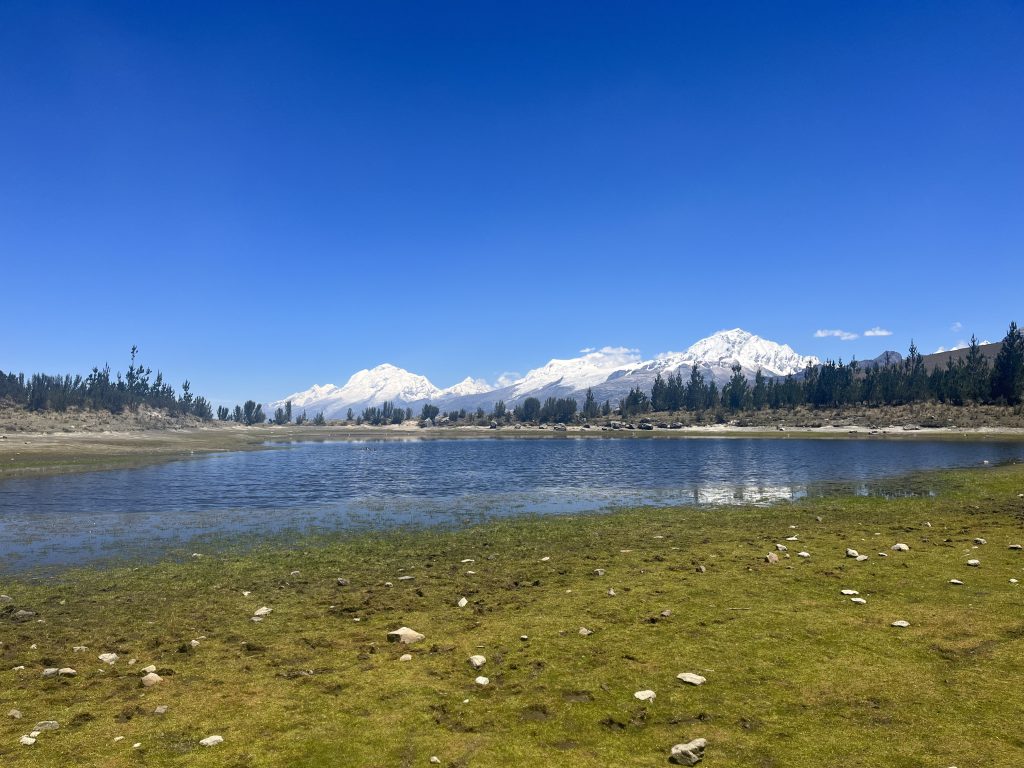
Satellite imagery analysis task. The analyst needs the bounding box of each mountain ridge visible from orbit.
[270,329,823,419]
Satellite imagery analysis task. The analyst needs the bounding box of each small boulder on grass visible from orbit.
[670,737,707,765]
[387,627,425,644]
[199,735,223,747]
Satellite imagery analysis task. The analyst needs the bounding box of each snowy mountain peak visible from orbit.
[440,377,494,397]
[507,347,642,399]
[672,328,818,377]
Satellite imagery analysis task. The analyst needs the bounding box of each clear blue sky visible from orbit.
[2,1,1021,405]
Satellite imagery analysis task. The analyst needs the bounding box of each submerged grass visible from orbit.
[2,465,1024,766]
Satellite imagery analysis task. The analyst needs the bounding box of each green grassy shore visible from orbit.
[2,465,1023,766]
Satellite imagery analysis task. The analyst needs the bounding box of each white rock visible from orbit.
[132,743,142,749]
[846,549,859,558]
[840,589,859,595]
[578,627,593,637]
[1008,544,1022,550]
[670,737,707,765]
[73,645,87,652]
[765,552,779,564]
[35,721,59,730]
[457,597,468,608]
[253,606,273,617]
[797,551,810,558]
[785,535,799,541]
[594,568,606,576]
[775,544,788,552]
[460,559,475,563]
[384,581,394,587]
[608,589,616,596]
[242,590,251,596]
[540,556,550,562]
[974,538,987,545]
[290,570,300,577]
[154,705,168,715]
[141,672,163,687]
[891,543,910,552]
[856,555,869,562]
[891,620,910,628]
[190,639,200,648]
[199,735,224,747]
[251,616,263,622]
[1010,578,1019,584]
[98,652,118,665]
[399,654,412,662]
[58,667,76,676]
[8,709,22,719]
[30,731,40,738]
[431,758,441,765]
[468,655,486,669]
[387,627,425,644]
[634,689,656,701]
[949,579,964,585]
[520,635,529,641]
[114,736,124,742]
[967,559,980,567]
[677,672,706,686]
[20,735,36,746]
[398,576,414,581]
[474,676,489,686]
[142,665,157,674]
[41,668,58,678]
[851,597,867,605]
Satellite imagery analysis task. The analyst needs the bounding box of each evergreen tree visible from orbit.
[582,388,599,419]
[963,335,990,403]
[217,405,230,421]
[420,403,440,421]
[991,321,1024,405]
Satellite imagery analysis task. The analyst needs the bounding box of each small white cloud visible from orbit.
[814,329,859,341]
[863,327,892,337]
[494,372,521,388]
[578,347,595,354]
[951,321,963,333]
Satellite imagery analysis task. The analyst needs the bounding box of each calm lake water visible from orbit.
[2,437,1022,572]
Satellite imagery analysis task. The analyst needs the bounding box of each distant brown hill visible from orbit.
[921,342,1002,372]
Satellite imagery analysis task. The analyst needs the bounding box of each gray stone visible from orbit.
[775,544,788,552]
[594,568,606,576]
[765,552,779,564]
[153,705,168,715]
[891,620,910,628]
[670,737,707,765]
[141,672,163,687]
[797,551,811,558]
[634,689,656,701]
[336,577,350,586]
[253,606,273,617]
[578,627,593,637]
[468,655,486,670]
[41,668,59,678]
[13,610,35,621]
[967,559,980,567]
[845,549,859,558]
[141,664,157,674]
[57,667,76,676]
[973,538,987,545]
[387,627,425,644]
[676,672,706,686]
[8,709,22,719]
[891,543,910,552]
[856,555,869,562]
[98,652,118,665]
[1009,544,1022,551]
[399,654,412,662]
[20,735,36,746]
[34,721,59,731]
[474,676,489,686]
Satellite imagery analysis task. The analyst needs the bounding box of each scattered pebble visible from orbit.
[73,645,87,652]
[253,606,273,617]
[891,543,910,552]
[98,652,118,665]
[851,597,867,605]
[594,568,606,576]
[1009,544,1022,551]
[141,672,163,687]
[846,549,859,558]
[336,578,349,586]
[132,742,142,749]
[8,709,22,720]
[35,721,59,731]
[41,668,58,678]
[399,654,412,662]
[949,579,964,585]
[431,757,441,765]
[474,676,489,686]
[457,597,468,608]
[578,627,593,637]
[974,538,987,545]
[841,589,859,596]
[797,551,810,558]
[142,664,157,674]
[785,535,798,541]
[199,735,224,747]
[891,620,910,628]
[634,689,656,701]
[468,655,486,669]
[765,552,779,564]
[289,570,300,577]
[154,705,168,715]
[20,735,36,746]
[540,556,550,562]
[775,544,788,552]
[967,560,981,567]
[677,672,706,686]
[57,667,76,676]
[608,589,616,596]
[856,555,869,562]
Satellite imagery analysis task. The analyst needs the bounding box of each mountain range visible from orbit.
[269,329,822,419]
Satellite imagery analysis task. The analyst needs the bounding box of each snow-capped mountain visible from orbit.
[273,363,444,417]
[268,329,820,418]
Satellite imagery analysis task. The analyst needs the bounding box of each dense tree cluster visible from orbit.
[0,346,213,419]
[361,401,412,425]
